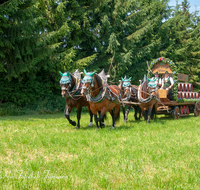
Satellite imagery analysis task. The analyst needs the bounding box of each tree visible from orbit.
[158,0,200,83]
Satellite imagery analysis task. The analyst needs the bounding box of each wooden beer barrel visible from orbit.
[183,106,187,114]
[183,83,187,91]
[188,83,193,92]
[186,106,189,114]
[178,83,183,91]
[187,92,191,99]
[180,106,184,114]
[184,92,188,99]
[190,92,194,99]
[194,92,198,99]
[180,92,184,99]
[184,83,189,91]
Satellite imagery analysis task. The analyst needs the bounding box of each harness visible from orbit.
[82,73,122,105]
[122,87,132,102]
[138,81,155,104]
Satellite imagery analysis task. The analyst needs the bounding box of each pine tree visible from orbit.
[75,0,170,83]
[0,0,71,105]
[159,0,200,83]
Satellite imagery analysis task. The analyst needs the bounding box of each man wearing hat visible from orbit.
[154,72,162,89]
[161,71,174,100]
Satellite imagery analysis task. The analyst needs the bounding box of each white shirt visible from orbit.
[161,76,174,88]
[155,77,162,85]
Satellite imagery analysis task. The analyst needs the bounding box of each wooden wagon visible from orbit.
[150,57,200,119]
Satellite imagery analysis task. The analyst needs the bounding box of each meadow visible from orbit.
[0,110,200,189]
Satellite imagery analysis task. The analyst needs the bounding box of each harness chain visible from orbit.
[86,84,124,107]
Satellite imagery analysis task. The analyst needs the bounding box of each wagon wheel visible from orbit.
[194,102,199,117]
[173,106,180,120]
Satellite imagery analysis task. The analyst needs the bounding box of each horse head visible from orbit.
[121,76,132,97]
[81,69,96,96]
[147,77,157,97]
[59,71,75,97]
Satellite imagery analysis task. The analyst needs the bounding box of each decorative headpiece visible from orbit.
[147,77,157,88]
[82,69,96,87]
[122,76,132,87]
[59,71,71,84]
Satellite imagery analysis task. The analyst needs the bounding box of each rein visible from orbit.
[64,79,83,100]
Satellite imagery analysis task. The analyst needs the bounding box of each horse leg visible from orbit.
[122,106,126,121]
[75,107,82,129]
[134,106,138,120]
[65,105,76,126]
[98,111,105,128]
[154,102,158,121]
[113,105,120,128]
[139,107,142,120]
[109,109,115,129]
[97,107,107,128]
[147,105,153,124]
[125,105,131,122]
[144,110,148,121]
[94,114,99,129]
[87,108,93,127]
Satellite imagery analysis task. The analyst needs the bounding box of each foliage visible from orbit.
[177,98,200,103]
[158,0,200,84]
[1,0,200,114]
[0,94,66,116]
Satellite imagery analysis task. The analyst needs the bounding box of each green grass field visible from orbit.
[0,111,200,189]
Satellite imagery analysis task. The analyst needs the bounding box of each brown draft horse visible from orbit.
[138,77,159,123]
[59,69,94,129]
[81,69,123,129]
[118,79,141,122]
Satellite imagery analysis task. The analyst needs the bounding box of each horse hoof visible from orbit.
[111,126,115,130]
[124,119,127,123]
[100,122,105,128]
[88,122,93,127]
[75,126,80,129]
[71,121,76,126]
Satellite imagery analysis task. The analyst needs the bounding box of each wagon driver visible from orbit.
[154,72,162,89]
[161,71,174,100]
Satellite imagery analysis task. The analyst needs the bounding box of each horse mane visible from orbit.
[94,73,103,91]
[73,69,81,80]
[130,86,138,100]
[141,80,148,99]
[64,71,76,90]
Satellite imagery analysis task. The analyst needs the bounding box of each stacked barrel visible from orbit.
[177,83,200,99]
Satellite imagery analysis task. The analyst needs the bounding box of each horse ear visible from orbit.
[91,71,96,76]
[59,71,63,76]
[121,77,124,82]
[84,69,87,75]
[67,71,70,77]
[129,77,132,81]
[147,77,150,82]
